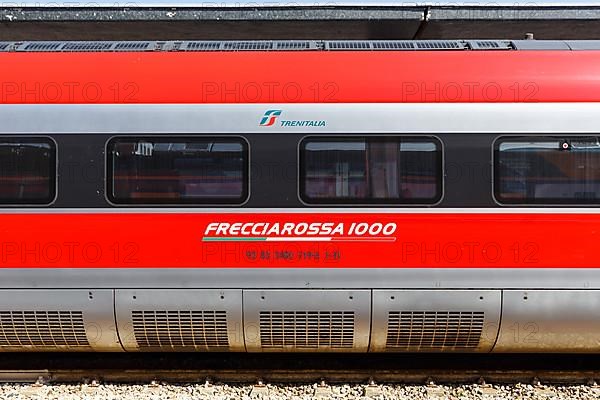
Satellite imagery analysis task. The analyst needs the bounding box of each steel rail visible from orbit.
[1,354,600,384]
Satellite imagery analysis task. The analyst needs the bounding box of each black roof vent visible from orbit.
[326,41,371,50]
[468,40,513,50]
[21,42,63,52]
[113,42,154,51]
[372,41,416,50]
[222,41,273,51]
[61,42,113,52]
[274,41,314,50]
[325,40,467,51]
[415,41,466,50]
[183,41,222,51]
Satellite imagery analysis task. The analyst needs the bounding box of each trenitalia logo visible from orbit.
[259,110,326,127]
[202,222,397,242]
[259,109,282,126]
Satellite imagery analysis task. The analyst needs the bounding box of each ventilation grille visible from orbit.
[184,41,222,51]
[372,41,415,50]
[113,42,153,51]
[22,42,62,52]
[0,40,520,53]
[325,40,467,51]
[132,310,230,350]
[326,41,371,50]
[260,311,355,349]
[11,41,155,52]
[223,41,273,51]
[275,41,313,50]
[386,311,485,351]
[0,311,90,348]
[415,41,465,50]
[468,40,513,50]
[61,42,113,52]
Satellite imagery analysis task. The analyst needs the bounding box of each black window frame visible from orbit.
[299,135,443,205]
[106,136,250,206]
[0,136,57,206]
[494,135,600,205]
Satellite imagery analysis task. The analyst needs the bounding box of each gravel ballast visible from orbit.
[1,382,599,399]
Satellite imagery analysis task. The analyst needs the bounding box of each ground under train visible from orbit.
[2,39,600,353]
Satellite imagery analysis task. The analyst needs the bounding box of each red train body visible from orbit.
[0,40,599,353]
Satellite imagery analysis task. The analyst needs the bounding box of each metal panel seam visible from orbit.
[112,289,127,352]
[489,289,504,353]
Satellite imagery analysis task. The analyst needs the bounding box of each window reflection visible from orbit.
[301,137,441,204]
[109,138,248,204]
[496,137,600,204]
[0,139,55,204]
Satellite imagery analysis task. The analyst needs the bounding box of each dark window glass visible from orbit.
[108,137,248,204]
[495,137,600,204]
[300,137,442,204]
[0,138,55,204]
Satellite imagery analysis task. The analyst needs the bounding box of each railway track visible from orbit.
[1,354,600,384]
[1,355,599,400]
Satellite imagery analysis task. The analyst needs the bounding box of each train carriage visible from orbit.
[1,39,600,352]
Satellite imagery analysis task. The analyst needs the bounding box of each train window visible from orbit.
[495,137,600,204]
[0,138,56,205]
[300,136,442,204]
[107,137,248,205]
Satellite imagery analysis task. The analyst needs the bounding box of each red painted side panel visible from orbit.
[2,51,600,103]
[0,213,596,268]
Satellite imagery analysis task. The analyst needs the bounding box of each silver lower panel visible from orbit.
[115,289,244,352]
[1,271,600,352]
[243,290,371,353]
[495,290,600,352]
[0,289,121,352]
[370,290,501,353]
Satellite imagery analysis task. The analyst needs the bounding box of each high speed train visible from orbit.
[1,39,600,353]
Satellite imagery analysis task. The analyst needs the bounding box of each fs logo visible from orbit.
[259,109,282,127]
